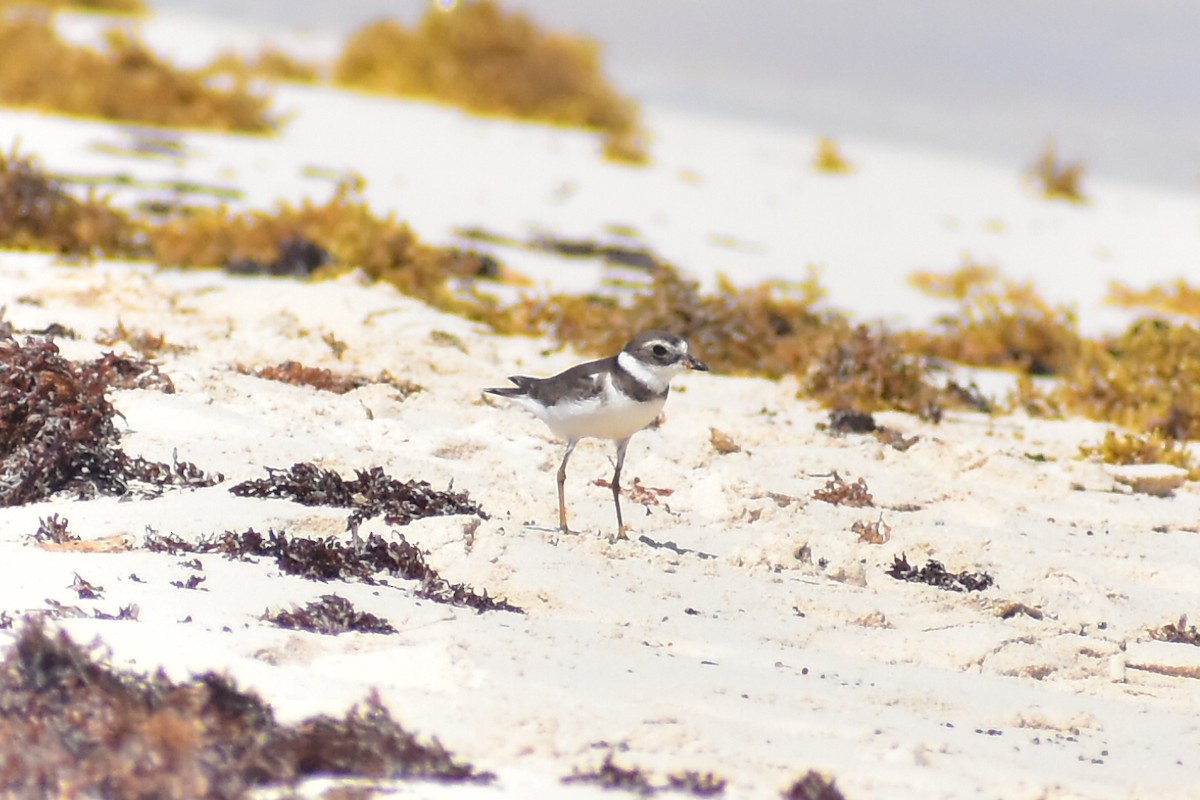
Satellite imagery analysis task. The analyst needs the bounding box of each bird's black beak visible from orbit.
[685,354,709,372]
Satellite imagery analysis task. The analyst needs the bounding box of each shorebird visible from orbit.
[485,331,708,538]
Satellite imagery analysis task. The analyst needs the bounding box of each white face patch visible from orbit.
[617,349,675,393]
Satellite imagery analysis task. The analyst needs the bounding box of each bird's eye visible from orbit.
[652,344,669,357]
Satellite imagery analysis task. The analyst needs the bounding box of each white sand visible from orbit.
[2,10,1200,799]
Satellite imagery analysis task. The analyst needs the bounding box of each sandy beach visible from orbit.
[3,5,1200,798]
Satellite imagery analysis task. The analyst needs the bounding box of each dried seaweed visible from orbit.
[887,554,994,593]
[1148,615,1200,646]
[593,476,674,509]
[264,594,397,635]
[457,226,663,270]
[69,572,103,599]
[170,574,206,591]
[906,261,1081,376]
[239,361,422,398]
[563,753,727,797]
[0,146,139,256]
[87,350,176,392]
[709,427,742,455]
[781,770,847,800]
[1030,140,1087,203]
[227,235,330,276]
[0,620,491,797]
[145,528,522,614]
[32,514,76,544]
[0,17,275,132]
[563,752,656,795]
[812,137,853,174]
[812,472,873,508]
[851,515,891,545]
[666,771,728,796]
[228,462,487,531]
[807,324,944,420]
[825,409,877,434]
[95,320,189,359]
[0,333,220,506]
[334,2,644,161]
[1078,430,1198,480]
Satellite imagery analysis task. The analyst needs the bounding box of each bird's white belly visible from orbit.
[529,392,665,442]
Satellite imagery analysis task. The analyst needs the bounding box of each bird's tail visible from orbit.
[483,376,535,398]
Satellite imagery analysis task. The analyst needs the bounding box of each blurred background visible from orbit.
[149,0,1200,191]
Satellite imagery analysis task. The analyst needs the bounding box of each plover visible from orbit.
[485,330,709,539]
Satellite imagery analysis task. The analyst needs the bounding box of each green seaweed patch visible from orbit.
[906,260,1082,375]
[0,15,274,132]
[0,620,491,797]
[333,0,646,163]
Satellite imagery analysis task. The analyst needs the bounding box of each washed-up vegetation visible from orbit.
[144,527,521,613]
[1030,140,1087,203]
[7,140,1200,457]
[334,0,645,162]
[0,147,139,257]
[887,554,994,593]
[0,620,491,797]
[0,15,274,132]
[0,330,220,506]
[0,1,640,157]
[905,261,1081,376]
[0,0,144,11]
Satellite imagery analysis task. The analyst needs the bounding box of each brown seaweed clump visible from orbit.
[781,770,847,800]
[806,323,945,419]
[906,260,1082,376]
[811,472,874,508]
[1108,277,1200,318]
[238,360,422,398]
[1078,430,1197,479]
[1059,319,1200,440]
[334,0,645,162]
[0,147,140,257]
[227,461,488,531]
[146,181,492,307]
[1148,615,1200,647]
[0,620,491,797]
[886,554,994,593]
[145,528,521,614]
[1030,139,1087,203]
[263,594,398,635]
[0,0,144,12]
[202,45,320,84]
[563,751,728,797]
[0,333,220,506]
[0,15,274,132]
